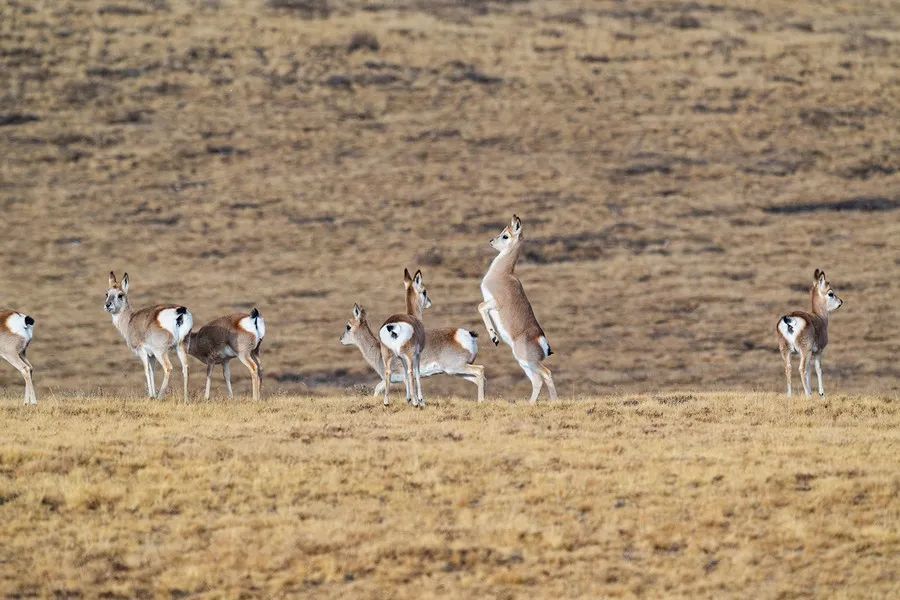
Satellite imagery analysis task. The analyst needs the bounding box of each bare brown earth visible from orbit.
[1,0,899,399]
[1,393,898,597]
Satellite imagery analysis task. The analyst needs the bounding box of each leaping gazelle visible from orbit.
[776,269,843,397]
[1,310,37,405]
[105,272,193,401]
[479,215,557,403]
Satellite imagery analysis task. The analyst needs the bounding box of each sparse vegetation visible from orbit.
[1,392,897,596]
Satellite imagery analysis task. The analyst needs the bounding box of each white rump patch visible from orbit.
[454,329,478,359]
[157,308,193,343]
[5,313,34,341]
[380,322,414,355]
[538,336,551,358]
[239,315,266,345]
[778,316,805,352]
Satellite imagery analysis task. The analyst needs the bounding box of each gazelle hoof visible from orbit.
[819,392,825,397]
[491,336,499,346]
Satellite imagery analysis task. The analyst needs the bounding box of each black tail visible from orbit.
[175,306,187,328]
[782,316,791,324]
[24,315,35,327]
[250,307,260,320]
[547,346,554,357]
[469,330,478,338]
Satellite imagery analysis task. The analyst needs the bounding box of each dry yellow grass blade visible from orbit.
[1,392,897,597]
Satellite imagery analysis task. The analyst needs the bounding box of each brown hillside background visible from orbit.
[1,0,898,399]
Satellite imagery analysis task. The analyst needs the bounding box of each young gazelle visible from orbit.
[776,269,843,397]
[104,272,193,401]
[479,215,557,403]
[341,303,485,401]
[185,308,266,401]
[1,310,37,405]
[378,269,427,407]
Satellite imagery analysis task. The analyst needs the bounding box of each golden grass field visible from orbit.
[2,392,898,597]
[1,0,899,597]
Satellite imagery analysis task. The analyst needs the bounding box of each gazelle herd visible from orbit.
[2,215,843,405]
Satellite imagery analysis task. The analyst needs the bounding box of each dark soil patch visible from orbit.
[764,197,900,214]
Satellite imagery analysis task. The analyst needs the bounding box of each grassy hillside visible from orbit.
[1,0,899,399]
[1,392,897,597]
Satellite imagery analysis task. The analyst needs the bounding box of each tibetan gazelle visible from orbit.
[1,310,37,405]
[105,272,193,401]
[341,301,485,401]
[776,269,843,397]
[479,215,557,403]
[378,269,428,407]
[186,308,266,401]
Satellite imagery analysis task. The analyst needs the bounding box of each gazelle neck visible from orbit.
[111,302,133,340]
[811,288,829,322]
[487,242,522,278]
[406,287,424,319]
[356,321,385,373]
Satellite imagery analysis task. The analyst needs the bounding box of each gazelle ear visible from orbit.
[413,269,423,287]
[353,304,363,320]
[404,268,413,285]
[815,269,826,289]
[511,214,522,233]
[121,273,129,293]
[108,271,117,287]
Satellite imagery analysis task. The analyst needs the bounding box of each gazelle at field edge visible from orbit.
[1,310,37,404]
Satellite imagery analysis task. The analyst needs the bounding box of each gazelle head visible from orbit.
[812,269,843,314]
[404,268,432,312]
[490,214,523,253]
[105,271,130,315]
[340,303,368,346]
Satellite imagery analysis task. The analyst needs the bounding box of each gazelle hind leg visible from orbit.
[19,353,37,405]
[176,342,189,402]
[455,364,485,402]
[780,342,792,397]
[4,353,35,405]
[156,351,173,399]
[798,352,812,397]
[412,352,424,408]
[380,345,393,406]
[238,352,260,401]
[537,363,557,401]
[522,363,543,404]
[814,355,825,397]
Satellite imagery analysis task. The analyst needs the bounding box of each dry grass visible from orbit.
[0,1,898,399]
[1,392,897,597]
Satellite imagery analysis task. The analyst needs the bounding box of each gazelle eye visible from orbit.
[118,293,124,299]
[502,234,509,240]
[346,323,351,331]
[828,291,834,297]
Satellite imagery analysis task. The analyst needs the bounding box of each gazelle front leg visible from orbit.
[138,349,156,398]
[814,354,825,397]
[478,300,500,346]
[205,363,214,400]
[780,344,792,397]
[412,352,424,408]
[798,352,812,397]
[156,351,173,399]
[223,361,233,399]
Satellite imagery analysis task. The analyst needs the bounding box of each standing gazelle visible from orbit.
[1,310,37,405]
[105,272,193,401]
[379,269,428,407]
[479,215,557,403]
[186,308,266,401]
[776,269,843,397]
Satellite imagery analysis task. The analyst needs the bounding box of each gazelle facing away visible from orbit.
[479,215,557,403]
[776,269,843,397]
[378,268,428,407]
[186,308,266,401]
[1,310,36,405]
[105,272,193,401]
[341,302,485,401]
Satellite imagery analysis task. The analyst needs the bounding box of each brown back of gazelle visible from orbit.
[186,309,266,401]
[776,269,843,397]
[479,215,557,403]
[0,310,37,405]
